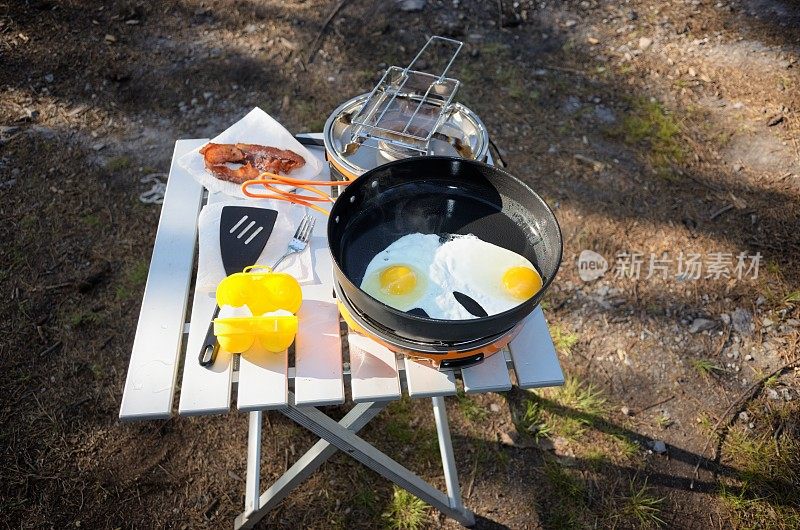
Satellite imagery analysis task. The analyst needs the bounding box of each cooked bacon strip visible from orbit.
[200,142,306,184]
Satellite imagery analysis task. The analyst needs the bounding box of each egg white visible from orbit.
[431,234,539,316]
[359,233,539,320]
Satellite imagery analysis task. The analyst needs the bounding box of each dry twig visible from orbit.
[307,0,351,64]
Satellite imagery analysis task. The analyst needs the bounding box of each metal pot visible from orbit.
[323,93,489,181]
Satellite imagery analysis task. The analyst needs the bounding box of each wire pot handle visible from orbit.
[240,172,350,216]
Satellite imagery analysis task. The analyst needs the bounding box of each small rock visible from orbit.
[733,163,743,172]
[732,102,745,109]
[125,19,139,25]
[44,73,54,83]
[651,440,667,454]
[553,436,573,456]
[638,37,653,50]
[738,411,749,422]
[761,317,774,327]
[745,354,753,361]
[732,308,753,335]
[720,313,731,326]
[397,0,425,12]
[490,403,501,413]
[621,406,631,416]
[562,96,582,114]
[499,430,519,446]
[22,108,39,121]
[594,105,616,124]
[688,67,697,77]
[587,36,599,45]
[780,387,793,401]
[564,20,577,28]
[92,142,105,151]
[767,114,785,127]
[104,34,117,43]
[244,23,258,33]
[574,154,605,172]
[690,317,716,333]
[767,388,780,400]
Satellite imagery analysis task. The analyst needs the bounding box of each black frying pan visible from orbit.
[327,156,562,344]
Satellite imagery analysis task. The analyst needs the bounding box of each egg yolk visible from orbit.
[502,266,542,300]
[379,265,417,295]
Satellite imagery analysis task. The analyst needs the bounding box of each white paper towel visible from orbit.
[197,198,315,291]
[178,107,323,198]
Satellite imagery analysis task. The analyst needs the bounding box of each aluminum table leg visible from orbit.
[234,401,386,530]
[431,396,467,513]
[283,394,476,527]
[243,411,262,517]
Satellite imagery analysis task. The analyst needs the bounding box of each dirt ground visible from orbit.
[2,0,799,528]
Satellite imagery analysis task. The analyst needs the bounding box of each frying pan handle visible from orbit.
[198,305,221,367]
[294,135,326,147]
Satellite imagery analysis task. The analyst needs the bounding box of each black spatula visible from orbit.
[198,206,278,367]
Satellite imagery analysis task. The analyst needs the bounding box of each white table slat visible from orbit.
[178,289,234,415]
[461,349,512,394]
[294,233,345,406]
[403,358,457,398]
[348,333,402,402]
[119,139,206,421]
[237,347,289,411]
[507,307,565,388]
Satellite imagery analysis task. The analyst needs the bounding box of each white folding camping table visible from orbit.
[119,137,565,529]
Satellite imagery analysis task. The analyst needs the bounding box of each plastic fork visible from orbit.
[272,214,316,271]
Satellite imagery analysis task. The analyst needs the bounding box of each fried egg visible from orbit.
[431,234,542,317]
[359,233,542,320]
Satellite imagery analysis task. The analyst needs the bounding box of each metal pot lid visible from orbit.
[323,93,489,177]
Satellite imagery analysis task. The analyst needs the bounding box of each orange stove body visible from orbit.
[337,301,523,366]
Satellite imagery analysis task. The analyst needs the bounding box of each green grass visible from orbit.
[524,377,608,441]
[716,403,800,529]
[691,358,724,378]
[518,399,552,440]
[784,290,800,303]
[620,479,665,528]
[540,461,591,528]
[655,412,674,430]
[115,259,149,300]
[612,97,685,178]
[382,486,427,530]
[719,483,800,529]
[353,485,377,513]
[68,308,102,327]
[106,155,133,172]
[550,324,579,355]
[82,213,103,229]
[455,389,488,423]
